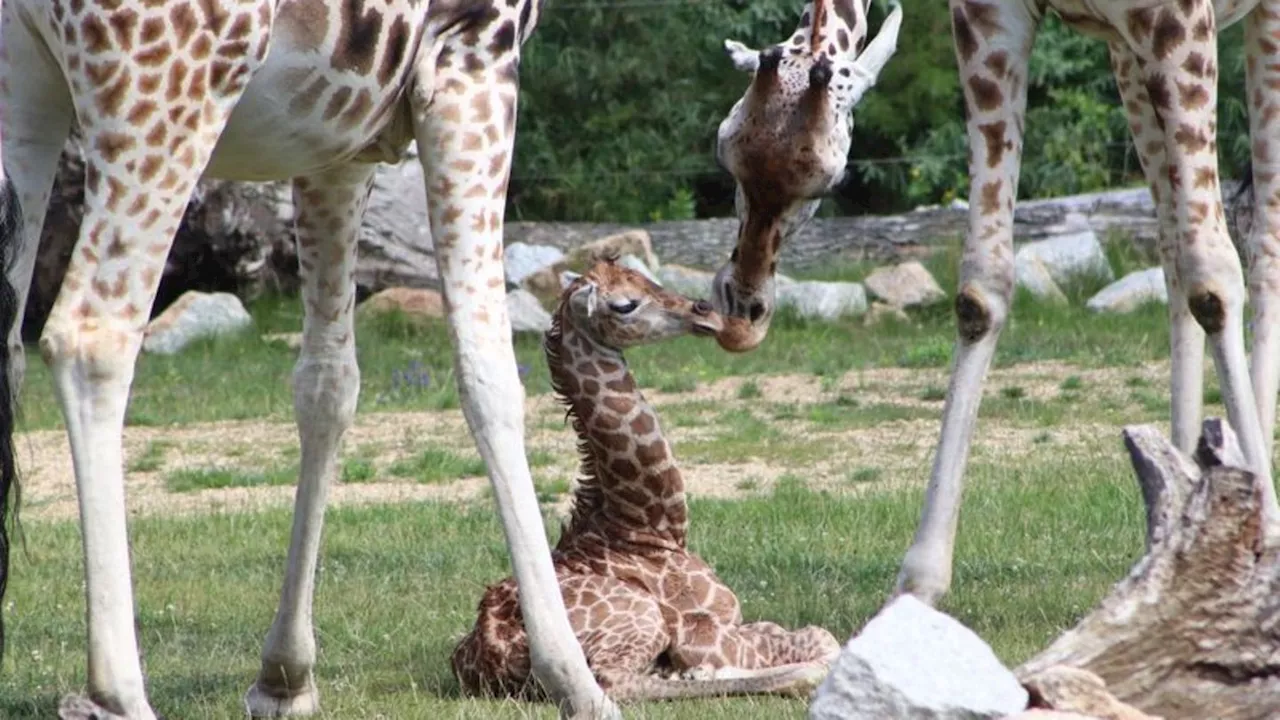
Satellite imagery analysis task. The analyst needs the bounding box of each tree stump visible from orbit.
[1016,417,1280,720]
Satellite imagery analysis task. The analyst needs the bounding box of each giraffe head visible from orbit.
[711,1,902,351]
[559,257,724,349]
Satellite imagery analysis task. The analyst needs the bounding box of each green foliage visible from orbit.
[510,3,1252,221]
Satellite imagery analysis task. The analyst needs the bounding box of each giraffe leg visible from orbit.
[33,5,265,715]
[42,116,246,720]
[243,164,373,717]
[895,0,1038,604]
[1111,43,1205,454]
[0,10,73,660]
[0,0,75,402]
[1122,0,1278,524]
[1244,1,1280,460]
[669,616,839,673]
[409,43,616,720]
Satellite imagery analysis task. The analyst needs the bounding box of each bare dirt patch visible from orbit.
[16,360,1173,524]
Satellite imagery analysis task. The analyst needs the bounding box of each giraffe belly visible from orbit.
[1048,0,1260,37]
[203,0,429,181]
[204,60,413,181]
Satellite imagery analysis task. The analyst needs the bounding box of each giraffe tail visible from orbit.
[0,166,23,661]
[606,661,830,703]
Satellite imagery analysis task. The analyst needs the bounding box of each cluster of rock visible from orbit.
[808,596,1159,720]
[139,216,1174,355]
[1013,212,1166,313]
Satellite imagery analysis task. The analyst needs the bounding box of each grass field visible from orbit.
[0,239,1222,718]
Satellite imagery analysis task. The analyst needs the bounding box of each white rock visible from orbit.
[143,291,253,355]
[656,264,715,299]
[504,242,566,287]
[1085,267,1167,314]
[777,281,868,320]
[1015,231,1114,289]
[507,288,553,333]
[617,254,661,285]
[809,595,1028,720]
[1015,254,1068,303]
[863,261,946,308]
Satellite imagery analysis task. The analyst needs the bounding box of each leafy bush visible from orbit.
[510,2,1251,221]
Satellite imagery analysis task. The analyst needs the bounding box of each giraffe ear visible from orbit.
[568,280,600,319]
[724,39,760,73]
[847,3,902,106]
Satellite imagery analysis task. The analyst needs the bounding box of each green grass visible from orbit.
[127,440,173,473]
[340,458,378,484]
[166,464,299,493]
[388,447,487,484]
[1,452,1145,719]
[12,259,1174,433]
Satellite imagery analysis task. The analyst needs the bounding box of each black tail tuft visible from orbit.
[0,167,23,660]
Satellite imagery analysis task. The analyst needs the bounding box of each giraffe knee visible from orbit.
[1187,290,1227,335]
[38,320,141,382]
[292,353,360,431]
[954,284,1005,344]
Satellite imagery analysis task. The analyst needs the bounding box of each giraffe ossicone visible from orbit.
[452,258,841,702]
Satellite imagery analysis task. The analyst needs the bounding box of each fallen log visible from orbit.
[1016,417,1280,720]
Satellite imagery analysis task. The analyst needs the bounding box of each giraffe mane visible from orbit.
[543,308,607,540]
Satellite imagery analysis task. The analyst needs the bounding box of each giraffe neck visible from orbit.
[544,312,688,551]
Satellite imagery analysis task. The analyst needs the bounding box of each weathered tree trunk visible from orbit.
[1016,417,1280,720]
[27,139,442,338]
[27,138,300,339]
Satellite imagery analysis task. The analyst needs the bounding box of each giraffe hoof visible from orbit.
[58,694,157,720]
[242,681,320,718]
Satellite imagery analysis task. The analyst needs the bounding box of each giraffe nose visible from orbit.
[692,300,713,316]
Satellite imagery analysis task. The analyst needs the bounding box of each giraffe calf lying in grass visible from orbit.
[451,257,840,702]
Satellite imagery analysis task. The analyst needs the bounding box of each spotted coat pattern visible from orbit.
[0,0,640,718]
[895,0,1280,609]
[451,261,840,701]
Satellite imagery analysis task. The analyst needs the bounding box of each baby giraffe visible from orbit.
[452,258,839,703]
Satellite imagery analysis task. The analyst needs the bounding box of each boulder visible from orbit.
[864,301,911,326]
[504,242,566,287]
[1015,254,1069,303]
[1085,268,1167,314]
[777,281,868,320]
[357,287,445,327]
[143,291,254,355]
[507,288,553,333]
[263,332,303,351]
[1015,231,1114,290]
[809,595,1027,720]
[863,261,946,308]
[565,229,660,272]
[656,264,715,300]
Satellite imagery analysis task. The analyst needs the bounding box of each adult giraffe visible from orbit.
[713,0,1280,607]
[0,0,620,718]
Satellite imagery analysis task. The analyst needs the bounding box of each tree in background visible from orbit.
[511,1,1250,222]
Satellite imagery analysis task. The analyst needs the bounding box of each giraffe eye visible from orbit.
[608,299,640,315]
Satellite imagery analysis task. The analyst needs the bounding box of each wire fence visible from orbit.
[510,143,1144,183]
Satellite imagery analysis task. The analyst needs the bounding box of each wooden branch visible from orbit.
[1016,418,1280,720]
